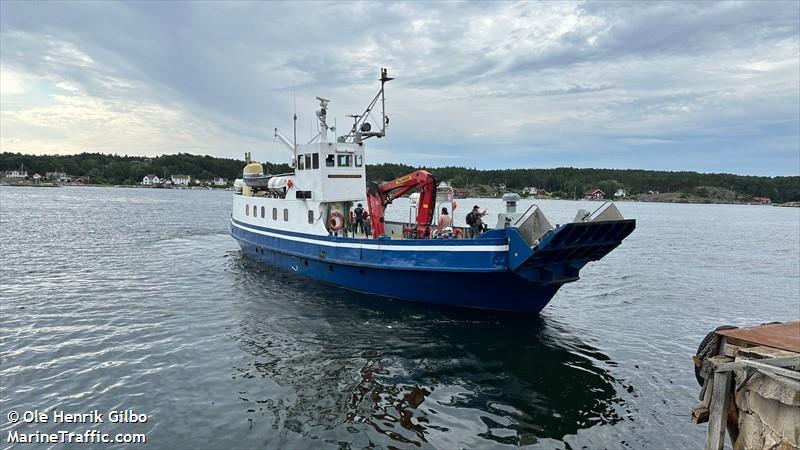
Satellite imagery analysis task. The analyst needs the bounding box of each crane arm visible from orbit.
[367,170,438,239]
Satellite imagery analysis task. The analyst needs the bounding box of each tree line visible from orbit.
[1,152,798,202]
[0,152,290,186]
[366,163,800,202]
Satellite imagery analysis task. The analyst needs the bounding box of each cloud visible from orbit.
[0,66,27,96]
[0,1,798,175]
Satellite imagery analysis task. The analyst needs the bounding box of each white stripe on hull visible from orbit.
[231,220,509,252]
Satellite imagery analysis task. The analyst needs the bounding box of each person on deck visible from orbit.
[437,207,453,235]
[362,211,371,237]
[466,205,486,238]
[353,203,366,235]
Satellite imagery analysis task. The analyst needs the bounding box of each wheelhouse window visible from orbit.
[337,154,352,167]
[355,154,363,167]
[261,206,265,218]
[304,154,312,170]
[325,154,335,167]
[272,208,277,220]
[312,153,319,169]
[308,210,314,224]
[283,208,289,221]
[297,155,305,170]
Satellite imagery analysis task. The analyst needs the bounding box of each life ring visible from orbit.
[287,179,293,189]
[329,211,344,232]
[453,228,464,239]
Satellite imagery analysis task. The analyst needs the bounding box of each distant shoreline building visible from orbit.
[171,174,191,186]
[142,174,161,185]
[585,188,605,200]
[4,169,28,178]
[523,187,549,196]
[46,171,67,180]
[211,177,228,187]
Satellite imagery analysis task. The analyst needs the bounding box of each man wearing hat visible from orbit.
[465,205,487,238]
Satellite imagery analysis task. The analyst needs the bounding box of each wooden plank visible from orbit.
[716,322,800,353]
[736,345,798,360]
[705,370,731,450]
[720,342,740,358]
[716,356,800,380]
[692,377,714,424]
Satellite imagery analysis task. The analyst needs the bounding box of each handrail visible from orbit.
[588,201,612,219]
[513,203,539,227]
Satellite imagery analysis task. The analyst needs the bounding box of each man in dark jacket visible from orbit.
[465,205,486,238]
[353,203,366,235]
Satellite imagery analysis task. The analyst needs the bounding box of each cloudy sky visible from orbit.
[1,1,798,175]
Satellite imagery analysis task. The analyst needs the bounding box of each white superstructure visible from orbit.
[233,68,393,238]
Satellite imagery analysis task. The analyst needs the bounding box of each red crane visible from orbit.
[366,170,438,239]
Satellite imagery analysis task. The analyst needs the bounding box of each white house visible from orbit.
[46,171,67,180]
[4,170,27,178]
[171,174,191,186]
[32,173,42,181]
[615,188,628,198]
[142,174,161,185]
[212,177,228,186]
[523,187,548,196]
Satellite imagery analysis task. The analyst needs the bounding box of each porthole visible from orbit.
[308,210,314,224]
[261,206,265,218]
[272,208,277,220]
[284,208,288,221]
[246,204,250,216]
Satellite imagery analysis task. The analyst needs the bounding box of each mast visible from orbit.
[341,68,393,144]
[379,68,392,137]
[292,86,297,165]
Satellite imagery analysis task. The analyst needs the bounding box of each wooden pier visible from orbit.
[692,321,799,450]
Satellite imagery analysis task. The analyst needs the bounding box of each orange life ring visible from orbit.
[329,211,344,232]
[453,228,464,239]
[287,179,293,189]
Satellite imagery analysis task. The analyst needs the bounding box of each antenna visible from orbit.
[341,68,393,144]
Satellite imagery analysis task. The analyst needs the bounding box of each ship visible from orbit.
[230,69,635,312]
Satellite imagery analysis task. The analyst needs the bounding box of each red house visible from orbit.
[584,188,605,200]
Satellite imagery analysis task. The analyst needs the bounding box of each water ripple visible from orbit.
[2,187,798,449]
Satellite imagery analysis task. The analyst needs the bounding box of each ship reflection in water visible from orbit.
[229,256,630,448]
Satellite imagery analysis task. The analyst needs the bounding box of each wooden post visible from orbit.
[705,370,732,450]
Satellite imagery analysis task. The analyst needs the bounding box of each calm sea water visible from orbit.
[1,186,798,449]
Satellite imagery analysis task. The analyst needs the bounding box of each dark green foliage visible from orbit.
[0,152,291,186]
[366,164,800,203]
[1,152,797,202]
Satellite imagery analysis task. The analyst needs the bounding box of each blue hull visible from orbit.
[231,217,635,312]
[238,240,560,312]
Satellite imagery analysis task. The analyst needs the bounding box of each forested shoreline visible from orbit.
[1,152,798,202]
